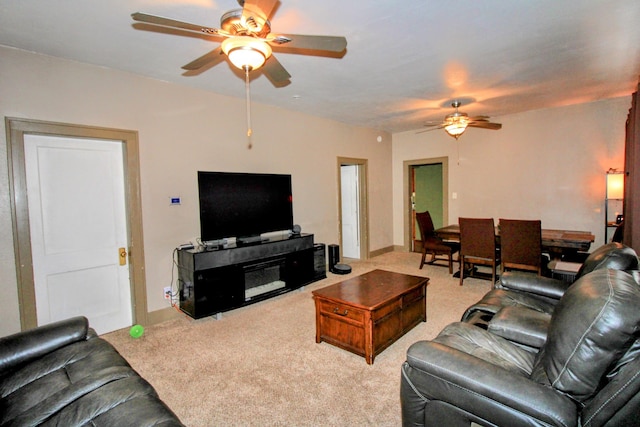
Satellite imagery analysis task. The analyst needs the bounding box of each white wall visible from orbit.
[1,45,632,338]
[392,97,629,248]
[0,46,393,336]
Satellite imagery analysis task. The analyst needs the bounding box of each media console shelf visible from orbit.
[177,233,317,319]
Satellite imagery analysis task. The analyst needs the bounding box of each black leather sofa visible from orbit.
[458,242,639,349]
[400,267,640,426]
[0,316,184,426]
[461,242,639,322]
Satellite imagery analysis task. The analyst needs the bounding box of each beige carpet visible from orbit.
[103,251,492,426]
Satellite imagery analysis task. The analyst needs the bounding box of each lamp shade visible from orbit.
[221,37,272,71]
[606,172,624,200]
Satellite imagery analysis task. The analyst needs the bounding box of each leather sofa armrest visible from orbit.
[498,271,569,300]
[0,316,89,375]
[401,341,577,426]
[488,306,551,348]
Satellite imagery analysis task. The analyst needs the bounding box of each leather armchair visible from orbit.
[461,242,639,322]
[401,268,640,427]
[0,316,184,426]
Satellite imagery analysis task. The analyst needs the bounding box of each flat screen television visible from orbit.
[198,171,294,243]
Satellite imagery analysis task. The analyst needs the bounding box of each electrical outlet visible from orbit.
[164,286,172,300]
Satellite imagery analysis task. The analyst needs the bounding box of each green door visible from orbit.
[413,163,443,246]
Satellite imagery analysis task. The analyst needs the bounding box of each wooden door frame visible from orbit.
[5,117,148,330]
[403,157,449,251]
[337,157,369,260]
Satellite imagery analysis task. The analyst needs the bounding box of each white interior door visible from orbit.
[341,165,360,259]
[24,134,132,335]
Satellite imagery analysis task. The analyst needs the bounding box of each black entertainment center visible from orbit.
[176,171,325,319]
[177,234,321,319]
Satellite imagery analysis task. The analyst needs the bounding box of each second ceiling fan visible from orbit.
[420,101,502,139]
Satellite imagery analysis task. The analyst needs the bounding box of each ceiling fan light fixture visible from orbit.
[444,114,469,139]
[444,122,467,138]
[222,36,272,71]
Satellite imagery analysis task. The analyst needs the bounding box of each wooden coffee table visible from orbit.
[312,269,428,364]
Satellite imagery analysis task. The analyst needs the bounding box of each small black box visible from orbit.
[313,243,326,280]
[328,244,340,271]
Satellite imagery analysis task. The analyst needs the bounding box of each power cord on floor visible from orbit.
[168,248,180,308]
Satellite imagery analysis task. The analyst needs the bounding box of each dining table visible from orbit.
[434,224,595,259]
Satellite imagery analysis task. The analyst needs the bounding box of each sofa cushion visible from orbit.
[10,374,180,427]
[432,322,537,377]
[531,268,640,402]
[0,336,133,424]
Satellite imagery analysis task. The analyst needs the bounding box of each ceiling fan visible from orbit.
[419,101,502,140]
[131,0,347,147]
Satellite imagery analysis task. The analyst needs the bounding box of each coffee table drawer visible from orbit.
[318,300,365,323]
[315,298,367,357]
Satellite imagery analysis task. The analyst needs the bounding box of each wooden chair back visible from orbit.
[612,221,625,243]
[459,218,499,285]
[499,218,542,275]
[416,211,459,273]
[416,211,437,241]
[459,218,496,259]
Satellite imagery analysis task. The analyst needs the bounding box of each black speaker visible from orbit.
[328,244,340,271]
[313,244,326,280]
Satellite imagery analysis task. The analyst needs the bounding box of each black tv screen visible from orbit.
[198,171,294,242]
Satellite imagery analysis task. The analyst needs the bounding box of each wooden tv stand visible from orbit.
[177,233,316,319]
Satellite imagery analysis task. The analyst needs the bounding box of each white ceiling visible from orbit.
[1,0,639,134]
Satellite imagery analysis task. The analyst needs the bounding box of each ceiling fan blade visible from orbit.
[262,55,291,85]
[131,12,226,37]
[182,46,225,71]
[416,125,445,134]
[242,0,279,22]
[469,121,502,130]
[269,34,347,52]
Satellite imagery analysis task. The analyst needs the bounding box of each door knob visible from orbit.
[119,247,128,266]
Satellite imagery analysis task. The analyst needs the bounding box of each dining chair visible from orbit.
[611,220,624,243]
[416,211,460,274]
[499,218,542,275]
[458,217,500,286]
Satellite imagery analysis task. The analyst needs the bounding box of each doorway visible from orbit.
[403,157,449,252]
[6,118,147,333]
[338,157,369,260]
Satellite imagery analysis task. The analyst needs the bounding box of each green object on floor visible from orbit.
[129,324,144,338]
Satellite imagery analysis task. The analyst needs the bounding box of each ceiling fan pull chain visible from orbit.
[245,67,253,149]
